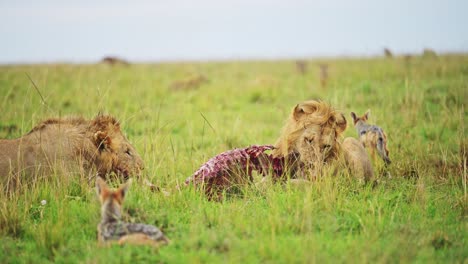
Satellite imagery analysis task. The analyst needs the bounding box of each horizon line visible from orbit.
[1,49,467,66]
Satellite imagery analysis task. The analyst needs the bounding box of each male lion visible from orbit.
[186,100,374,197]
[0,115,144,188]
[272,100,374,180]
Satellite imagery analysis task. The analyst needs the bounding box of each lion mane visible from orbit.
[273,100,346,162]
[0,114,144,187]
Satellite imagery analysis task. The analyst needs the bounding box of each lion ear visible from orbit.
[293,104,305,120]
[94,131,111,150]
[293,103,318,120]
[335,113,347,134]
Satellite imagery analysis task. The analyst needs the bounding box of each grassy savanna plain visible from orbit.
[0,55,466,263]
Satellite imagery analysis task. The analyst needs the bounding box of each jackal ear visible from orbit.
[119,178,132,199]
[350,112,357,122]
[364,109,370,120]
[96,176,108,196]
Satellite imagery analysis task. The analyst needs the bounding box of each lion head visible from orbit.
[272,100,347,169]
[89,115,145,180]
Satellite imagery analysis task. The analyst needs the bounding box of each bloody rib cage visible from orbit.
[185,145,298,197]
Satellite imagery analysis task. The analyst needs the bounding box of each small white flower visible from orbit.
[41,200,47,206]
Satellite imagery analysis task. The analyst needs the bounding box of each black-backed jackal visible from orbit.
[96,177,169,247]
[351,110,391,165]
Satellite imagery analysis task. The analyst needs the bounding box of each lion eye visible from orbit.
[125,149,132,156]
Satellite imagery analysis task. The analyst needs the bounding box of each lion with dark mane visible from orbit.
[0,115,144,189]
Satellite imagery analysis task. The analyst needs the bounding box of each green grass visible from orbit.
[0,55,467,263]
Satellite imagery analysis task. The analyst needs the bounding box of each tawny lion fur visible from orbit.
[0,115,144,187]
[272,100,374,181]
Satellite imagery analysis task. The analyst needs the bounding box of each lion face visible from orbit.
[273,100,347,171]
[295,124,340,167]
[91,116,144,180]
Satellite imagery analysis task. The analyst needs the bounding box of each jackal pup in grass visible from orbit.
[96,177,169,247]
[351,110,391,165]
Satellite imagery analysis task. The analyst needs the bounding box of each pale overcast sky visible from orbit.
[0,0,467,63]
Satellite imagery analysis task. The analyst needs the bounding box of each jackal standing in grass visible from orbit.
[96,177,169,247]
[351,110,391,165]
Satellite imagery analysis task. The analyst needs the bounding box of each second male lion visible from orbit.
[0,115,144,189]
